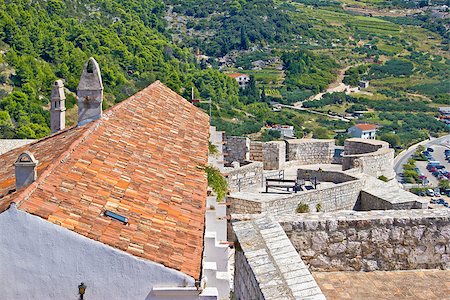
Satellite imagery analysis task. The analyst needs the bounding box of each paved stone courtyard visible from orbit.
[313,270,450,300]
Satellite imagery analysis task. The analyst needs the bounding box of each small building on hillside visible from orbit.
[270,124,295,139]
[359,80,370,89]
[227,73,250,88]
[348,123,377,139]
[439,107,450,117]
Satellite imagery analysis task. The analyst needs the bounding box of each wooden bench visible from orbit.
[265,178,301,193]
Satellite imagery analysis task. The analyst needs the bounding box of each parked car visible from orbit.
[427,147,434,152]
[427,189,435,196]
[436,165,446,169]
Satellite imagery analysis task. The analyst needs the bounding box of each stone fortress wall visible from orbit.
[226,134,449,300]
[223,136,250,165]
[249,141,263,162]
[342,138,395,180]
[286,139,335,165]
[279,210,450,272]
[233,215,326,300]
[224,161,264,193]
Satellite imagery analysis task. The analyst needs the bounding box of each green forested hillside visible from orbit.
[0,0,449,144]
[0,0,239,138]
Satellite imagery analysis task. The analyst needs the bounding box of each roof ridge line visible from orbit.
[103,80,162,118]
[14,81,164,208]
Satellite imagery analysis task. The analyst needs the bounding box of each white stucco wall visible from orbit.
[0,205,201,300]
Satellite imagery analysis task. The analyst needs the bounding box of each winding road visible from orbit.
[394,134,450,177]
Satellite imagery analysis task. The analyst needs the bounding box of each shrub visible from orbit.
[378,175,388,182]
[296,202,310,213]
[315,203,322,212]
[203,165,228,201]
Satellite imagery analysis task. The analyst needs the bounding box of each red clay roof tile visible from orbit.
[0,81,209,279]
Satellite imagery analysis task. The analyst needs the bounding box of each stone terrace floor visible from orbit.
[313,270,450,300]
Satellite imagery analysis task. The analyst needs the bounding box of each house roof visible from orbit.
[354,124,377,131]
[0,81,210,279]
[227,73,248,79]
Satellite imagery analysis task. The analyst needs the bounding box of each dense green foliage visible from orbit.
[0,0,241,138]
[282,50,338,93]
[342,65,368,87]
[167,0,300,56]
[368,59,414,78]
[204,165,228,201]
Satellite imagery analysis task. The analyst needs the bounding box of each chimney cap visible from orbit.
[14,151,39,167]
[53,79,64,87]
[77,57,104,91]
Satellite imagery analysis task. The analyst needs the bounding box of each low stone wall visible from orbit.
[228,178,364,215]
[344,138,386,155]
[233,215,326,300]
[262,141,286,170]
[249,141,263,162]
[297,169,358,184]
[287,139,335,165]
[224,136,250,165]
[279,210,450,272]
[224,161,264,192]
[342,139,395,180]
[234,248,266,300]
[227,196,262,214]
[360,190,426,210]
[261,180,364,215]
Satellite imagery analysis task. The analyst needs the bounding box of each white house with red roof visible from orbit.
[348,123,377,139]
[227,73,250,88]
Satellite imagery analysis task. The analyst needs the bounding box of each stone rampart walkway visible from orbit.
[313,270,450,299]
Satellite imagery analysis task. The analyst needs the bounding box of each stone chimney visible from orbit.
[50,79,66,133]
[14,151,38,190]
[77,57,104,126]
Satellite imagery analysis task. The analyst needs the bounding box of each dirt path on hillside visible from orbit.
[294,63,372,106]
[342,5,423,17]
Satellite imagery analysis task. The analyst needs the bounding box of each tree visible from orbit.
[438,180,450,191]
[261,87,267,103]
[380,133,400,148]
[240,26,249,50]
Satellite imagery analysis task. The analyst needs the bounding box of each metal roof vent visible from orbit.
[104,210,128,224]
[14,151,39,190]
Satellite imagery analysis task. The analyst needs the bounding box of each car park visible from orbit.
[427,189,435,196]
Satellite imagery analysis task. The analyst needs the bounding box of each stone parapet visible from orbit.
[249,141,263,162]
[224,161,264,192]
[286,139,335,165]
[279,209,450,272]
[232,215,326,300]
[343,139,395,179]
[262,141,286,170]
[224,136,250,165]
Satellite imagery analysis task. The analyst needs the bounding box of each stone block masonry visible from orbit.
[232,215,326,300]
[279,210,450,272]
[286,139,335,165]
[262,141,286,170]
[342,138,395,179]
[224,162,264,193]
[250,141,263,162]
[224,136,250,165]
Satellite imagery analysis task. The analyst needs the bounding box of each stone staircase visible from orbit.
[201,196,231,299]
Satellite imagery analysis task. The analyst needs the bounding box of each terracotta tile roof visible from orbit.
[227,73,248,79]
[355,123,378,131]
[0,81,209,279]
